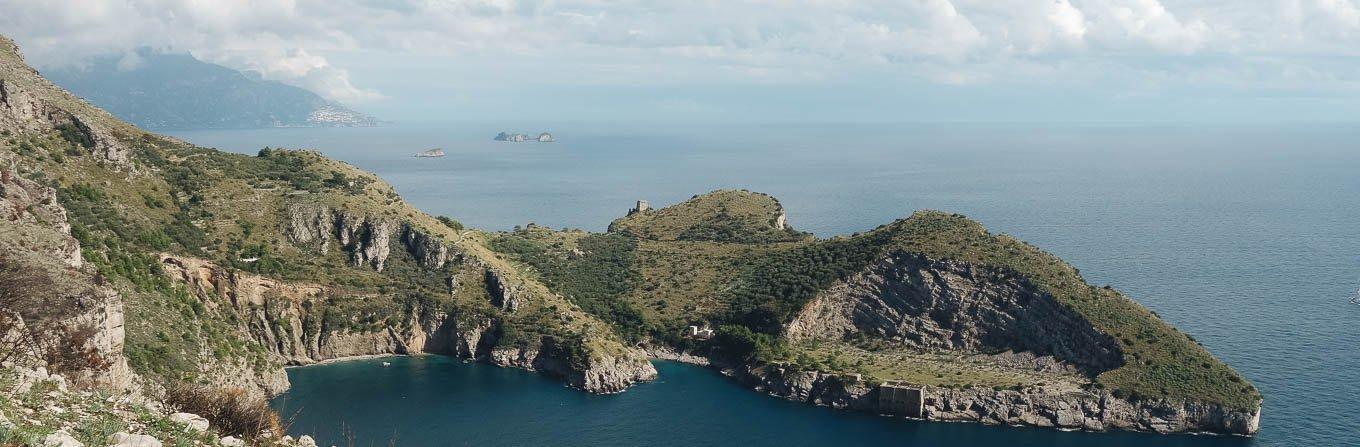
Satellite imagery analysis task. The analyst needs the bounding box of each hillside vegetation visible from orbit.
[608,189,810,243]
[493,188,1260,410]
[1,32,1258,441]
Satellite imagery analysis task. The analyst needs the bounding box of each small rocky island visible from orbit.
[494,131,553,142]
[414,148,445,157]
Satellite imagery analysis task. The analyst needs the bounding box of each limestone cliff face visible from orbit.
[286,204,453,271]
[334,212,395,271]
[401,223,449,269]
[159,254,654,395]
[487,338,658,394]
[741,365,1260,435]
[484,269,522,312]
[0,166,132,391]
[786,251,1122,374]
[0,166,82,268]
[768,251,1258,435]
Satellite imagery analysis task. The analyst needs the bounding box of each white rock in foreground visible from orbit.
[41,430,83,447]
[109,432,162,447]
[170,412,210,432]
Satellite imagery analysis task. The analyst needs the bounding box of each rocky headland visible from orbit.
[0,31,1259,445]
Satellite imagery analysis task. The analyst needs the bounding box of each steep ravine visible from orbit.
[748,251,1260,435]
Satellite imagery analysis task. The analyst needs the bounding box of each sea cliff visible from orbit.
[737,365,1260,435]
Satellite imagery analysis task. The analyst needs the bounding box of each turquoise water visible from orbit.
[170,123,1360,446]
[275,357,1255,447]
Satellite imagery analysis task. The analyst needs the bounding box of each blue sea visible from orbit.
[169,123,1360,446]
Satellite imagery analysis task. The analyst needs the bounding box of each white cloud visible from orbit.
[2,0,1360,101]
[202,48,384,102]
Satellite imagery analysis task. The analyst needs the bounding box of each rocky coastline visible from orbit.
[722,359,1260,436]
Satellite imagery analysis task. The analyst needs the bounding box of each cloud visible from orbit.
[1,0,1360,104]
[203,48,385,102]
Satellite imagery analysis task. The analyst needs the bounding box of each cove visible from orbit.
[271,356,1253,447]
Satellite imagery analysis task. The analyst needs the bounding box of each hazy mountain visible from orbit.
[44,51,376,129]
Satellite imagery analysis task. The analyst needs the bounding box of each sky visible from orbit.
[2,0,1360,123]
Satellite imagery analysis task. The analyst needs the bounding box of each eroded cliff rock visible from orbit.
[285,204,456,271]
[0,166,82,268]
[787,251,1122,374]
[764,250,1259,435]
[741,365,1259,435]
[0,165,132,391]
[158,253,654,395]
[402,223,449,269]
[484,269,522,312]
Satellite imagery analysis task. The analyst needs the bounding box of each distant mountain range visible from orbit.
[44,51,377,130]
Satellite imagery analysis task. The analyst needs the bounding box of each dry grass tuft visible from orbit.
[164,383,283,439]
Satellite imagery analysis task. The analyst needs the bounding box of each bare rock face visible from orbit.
[284,204,332,254]
[63,285,134,391]
[768,251,1259,435]
[284,204,400,271]
[159,254,654,395]
[575,348,660,394]
[742,365,1260,435]
[484,269,521,312]
[787,251,1122,374]
[487,336,658,394]
[285,204,460,273]
[401,223,448,269]
[334,212,394,271]
[0,166,132,391]
[0,167,82,268]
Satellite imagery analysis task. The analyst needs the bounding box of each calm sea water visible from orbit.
[169,123,1360,446]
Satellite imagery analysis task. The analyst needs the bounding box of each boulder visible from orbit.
[109,432,161,447]
[41,430,83,447]
[170,412,209,432]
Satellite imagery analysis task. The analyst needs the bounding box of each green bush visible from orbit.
[437,216,465,232]
[55,123,94,149]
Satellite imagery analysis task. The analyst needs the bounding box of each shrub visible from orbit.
[164,383,282,439]
[55,123,94,149]
[712,325,786,363]
[437,216,464,232]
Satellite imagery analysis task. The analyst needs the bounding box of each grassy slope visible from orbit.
[608,189,810,243]
[722,211,1259,409]
[498,192,1259,410]
[879,212,1261,408]
[3,35,1256,411]
[1,35,636,385]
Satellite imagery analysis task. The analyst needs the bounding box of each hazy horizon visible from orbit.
[5,1,1360,124]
